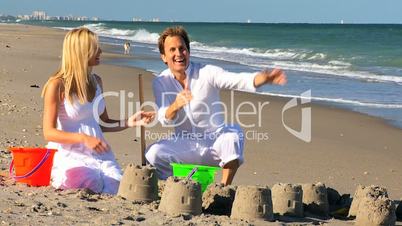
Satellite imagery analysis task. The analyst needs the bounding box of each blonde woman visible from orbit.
[42,28,154,194]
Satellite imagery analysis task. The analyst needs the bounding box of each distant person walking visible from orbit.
[124,41,131,54]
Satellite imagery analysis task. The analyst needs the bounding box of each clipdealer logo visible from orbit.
[245,130,269,142]
[281,90,311,142]
[93,89,312,143]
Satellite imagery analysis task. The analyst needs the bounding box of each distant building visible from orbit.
[11,11,98,22]
[17,15,30,20]
[32,11,47,20]
[76,16,88,21]
[47,16,62,20]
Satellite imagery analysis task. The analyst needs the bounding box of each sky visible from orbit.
[1,0,402,24]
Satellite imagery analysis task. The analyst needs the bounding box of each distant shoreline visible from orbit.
[3,19,402,25]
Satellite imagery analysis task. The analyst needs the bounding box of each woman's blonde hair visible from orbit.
[42,27,99,104]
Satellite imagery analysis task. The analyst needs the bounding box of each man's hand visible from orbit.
[254,68,287,88]
[165,80,192,120]
[174,89,192,110]
[264,68,287,85]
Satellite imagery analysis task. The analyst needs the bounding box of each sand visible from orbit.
[1,23,402,225]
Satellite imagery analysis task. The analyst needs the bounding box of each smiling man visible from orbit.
[146,26,287,185]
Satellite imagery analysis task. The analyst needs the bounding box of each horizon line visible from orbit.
[15,19,402,25]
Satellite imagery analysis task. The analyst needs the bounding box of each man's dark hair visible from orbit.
[158,26,190,54]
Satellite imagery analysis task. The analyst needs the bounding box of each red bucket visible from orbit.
[9,147,57,186]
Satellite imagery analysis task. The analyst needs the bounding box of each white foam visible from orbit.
[54,26,74,31]
[189,42,402,85]
[81,23,159,44]
[190,51,402,85]
[328,60,352,66]
[191,41,326,61]
[268,61,402,84]
[257,92,402,109]
[53,24,402,85]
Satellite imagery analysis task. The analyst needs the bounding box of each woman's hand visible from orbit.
[127,111,156,127]
[82,134,109,153]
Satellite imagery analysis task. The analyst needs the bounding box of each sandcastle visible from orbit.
[346,185,396,225]
[271,183,303,217]
[117,166,399,225]
[301,182,329,217]
[230,185,274,221]
[117,164,158,202]
[348,185,388,217]
[159,177,202,216]
[355,193,396,225]
[202,183,236,216]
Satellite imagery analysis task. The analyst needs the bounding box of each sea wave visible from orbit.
[269,61,402,84]
[188,42,402,85]
[191,41,327,61]
[54,26,74,31]
[189,43,402,84]
[191,51,402,85]
[257,92,402,109]
[81,23,159,44]
[55,24,402,85]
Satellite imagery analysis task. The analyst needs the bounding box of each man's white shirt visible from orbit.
[153,62,257,135]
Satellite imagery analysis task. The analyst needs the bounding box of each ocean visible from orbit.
[21,20,402,129]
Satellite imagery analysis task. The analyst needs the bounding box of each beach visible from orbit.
[0,24,401,225]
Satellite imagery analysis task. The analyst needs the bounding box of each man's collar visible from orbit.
[185,62,192,76]
[169,61,192,79]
